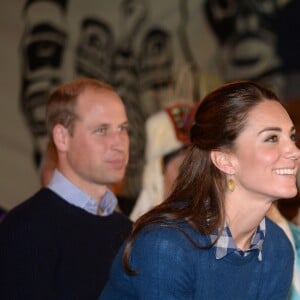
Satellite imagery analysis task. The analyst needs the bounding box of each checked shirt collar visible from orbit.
[209,218,266,261]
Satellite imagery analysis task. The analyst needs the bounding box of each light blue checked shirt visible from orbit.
[48,169,117,216]
[210,218,266,261]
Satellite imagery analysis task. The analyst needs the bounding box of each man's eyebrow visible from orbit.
[90,120,128,128]
[119,121,129,126]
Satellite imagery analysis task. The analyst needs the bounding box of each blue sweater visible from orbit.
[100,218,294,300]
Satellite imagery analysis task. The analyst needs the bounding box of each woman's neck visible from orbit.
[225,194,272,251]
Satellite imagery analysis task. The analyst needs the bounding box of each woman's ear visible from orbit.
[52,124,69,152]
[210,150,235,174]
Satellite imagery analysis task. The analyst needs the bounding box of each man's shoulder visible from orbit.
[0,188,63,241]
[106,211,133,231]
[1,188,61,224]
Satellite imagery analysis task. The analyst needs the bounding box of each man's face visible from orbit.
[62,88,129,190]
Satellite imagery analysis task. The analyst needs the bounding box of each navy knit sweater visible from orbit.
[100,219,294,300]
[0,188,132,300]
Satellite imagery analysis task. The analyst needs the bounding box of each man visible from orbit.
[0,78,132,299]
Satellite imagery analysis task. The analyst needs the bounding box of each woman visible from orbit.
[100,81,300,299]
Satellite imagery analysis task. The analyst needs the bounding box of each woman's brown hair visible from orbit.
[124,80,280,274]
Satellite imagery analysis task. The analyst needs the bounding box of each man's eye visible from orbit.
[95,127,107,134]
[119,125,129,133]
[265,135,278,143]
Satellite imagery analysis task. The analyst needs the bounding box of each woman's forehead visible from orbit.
[241,100,293,135]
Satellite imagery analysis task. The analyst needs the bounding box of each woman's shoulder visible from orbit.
[128,221,207,279]
[135,221,208,252]
[265,217,294,254]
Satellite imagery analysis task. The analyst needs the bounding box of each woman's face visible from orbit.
[230,100,300,201]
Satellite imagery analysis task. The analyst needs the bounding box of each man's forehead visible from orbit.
[76,89,124,110]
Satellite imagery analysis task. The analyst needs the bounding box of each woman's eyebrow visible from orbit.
[257,125,295,136]
[257,127,281,135]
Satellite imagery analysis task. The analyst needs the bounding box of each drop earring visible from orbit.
[228,178,235,192]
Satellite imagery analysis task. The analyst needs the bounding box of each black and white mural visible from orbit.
[1,0,300,211]
[20,0,68,167]
[204,0,286,97]
[18,0,202,210]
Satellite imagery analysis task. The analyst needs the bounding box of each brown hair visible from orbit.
[45,77,114,141]
[123,80,280,274]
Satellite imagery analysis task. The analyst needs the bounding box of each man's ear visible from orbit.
[52,124,69,152]
[210,150,235,174]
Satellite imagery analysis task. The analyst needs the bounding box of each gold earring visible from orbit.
[228,178,235,192]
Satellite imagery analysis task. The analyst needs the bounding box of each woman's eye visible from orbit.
[291,133,298,142]
[265,135,278,143]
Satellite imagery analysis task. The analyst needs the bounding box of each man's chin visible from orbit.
[108,173,126,184]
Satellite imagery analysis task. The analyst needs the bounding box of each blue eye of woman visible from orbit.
[291,133,298,142]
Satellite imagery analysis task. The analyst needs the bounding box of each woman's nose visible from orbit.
[286,144,300,161]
